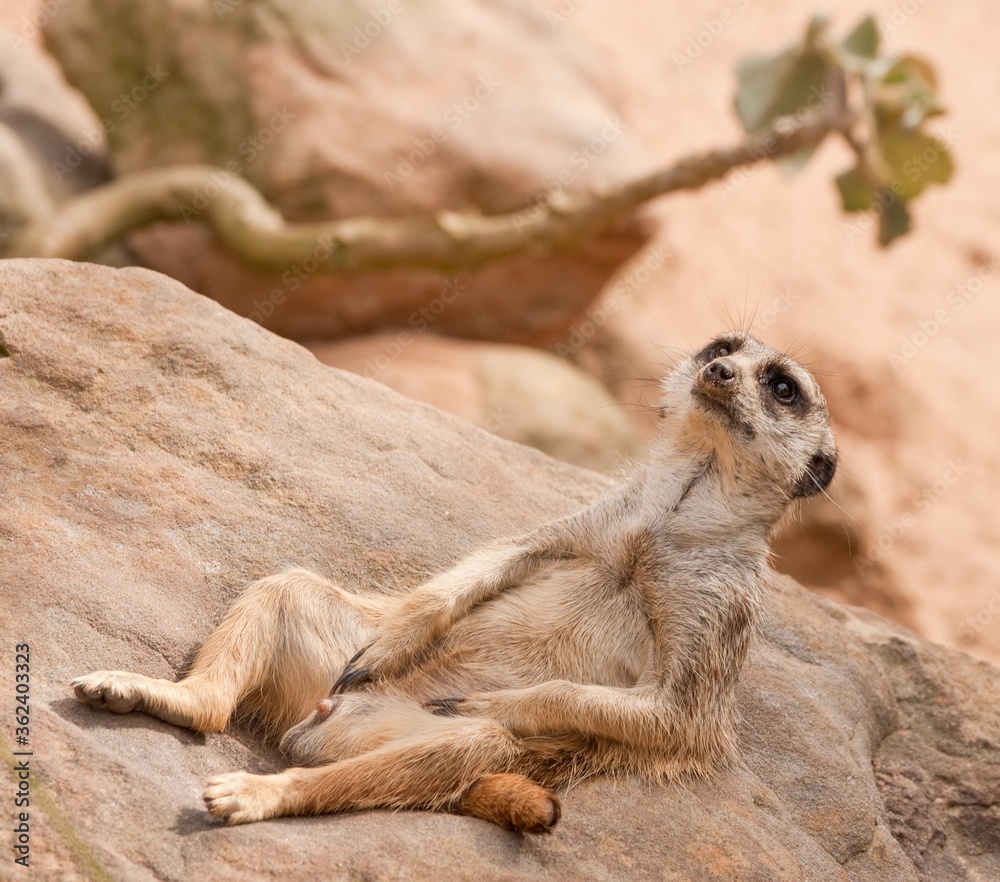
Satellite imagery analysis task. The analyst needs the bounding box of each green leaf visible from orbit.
[841,16,879,59]
[835,165,875,212]
[878,195,911,246]
[835,169,913,246]
[735,48,829,134]
[735,49,798,133]
[871,54,943,119]
[877,119,955,200]
[883,54,938,91]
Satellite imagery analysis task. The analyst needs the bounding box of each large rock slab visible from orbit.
[42,0,651,344]
[1,259,997,881]
[308,332,642,473]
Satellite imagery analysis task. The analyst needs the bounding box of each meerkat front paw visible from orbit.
[333,626,429,691]
[334,593,452,692]
[427,693,523,733]
[203,772,289,824]
[427,688,554,738]
[71,671,148,715]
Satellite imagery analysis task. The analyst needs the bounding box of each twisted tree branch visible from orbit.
[8,113,843,272]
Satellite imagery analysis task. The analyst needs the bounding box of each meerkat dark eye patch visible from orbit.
[699,337,742,363]
[791,450,838,498]
[760,362,811,417]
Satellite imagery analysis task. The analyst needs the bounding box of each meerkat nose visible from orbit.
[704,360,736,386]
[315,697,340,721]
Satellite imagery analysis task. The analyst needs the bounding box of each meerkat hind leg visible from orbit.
[73,569,376,737]
[72,669,216,730]
[206,717,560,833]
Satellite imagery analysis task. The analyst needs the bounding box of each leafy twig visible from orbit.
[7,114,842,272]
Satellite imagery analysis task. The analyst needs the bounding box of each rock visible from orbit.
[1,259,997,881]
[41,0,651,344]
[771,434,916,629]
[0,25,110,232]
[309,332,642,473]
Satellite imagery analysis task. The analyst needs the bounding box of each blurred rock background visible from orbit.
[1,0,998,667]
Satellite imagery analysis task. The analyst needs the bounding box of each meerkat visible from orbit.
[72,332,837,833]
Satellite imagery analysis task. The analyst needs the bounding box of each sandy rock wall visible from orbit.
[538,0,1000,665]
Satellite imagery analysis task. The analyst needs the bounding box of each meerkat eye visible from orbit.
[701,342,732,361]
[770,376,798,403]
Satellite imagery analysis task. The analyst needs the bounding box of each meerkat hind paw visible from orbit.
[203,773,283,825]
[71,671,144,714]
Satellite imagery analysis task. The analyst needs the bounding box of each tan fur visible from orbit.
[72,333,836,833]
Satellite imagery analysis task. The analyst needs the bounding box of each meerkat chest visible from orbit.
[441,561,655,688]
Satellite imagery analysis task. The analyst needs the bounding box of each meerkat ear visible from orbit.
[792,449,838,498]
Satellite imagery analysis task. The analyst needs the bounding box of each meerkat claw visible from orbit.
[332,645,373,693]
[332,666,370,693]
[426,697,466,716]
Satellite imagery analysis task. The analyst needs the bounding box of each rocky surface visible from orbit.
[1,260,997,881]
[40,0,651,344]
[2,0,998,667]
[309,332,641,473]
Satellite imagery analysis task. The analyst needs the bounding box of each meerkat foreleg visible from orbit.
[334,539,567,689]
[428,596,752,771]
[429,681,679,749]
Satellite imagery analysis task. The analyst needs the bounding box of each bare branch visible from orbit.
[7,113,841,272]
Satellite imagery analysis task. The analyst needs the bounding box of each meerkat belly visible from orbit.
[432,563,654,691]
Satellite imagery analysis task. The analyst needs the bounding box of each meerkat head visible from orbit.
[658,332,837,502]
